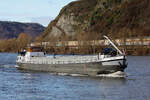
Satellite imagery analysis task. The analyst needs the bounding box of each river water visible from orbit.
[0,53,150,100]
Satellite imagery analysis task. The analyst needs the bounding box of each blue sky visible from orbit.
[0,0,76,26]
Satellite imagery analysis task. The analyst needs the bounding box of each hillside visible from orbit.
[0,21,45,39]
[39,0,150,42]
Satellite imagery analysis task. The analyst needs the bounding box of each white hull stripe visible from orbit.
[101,59,125,62]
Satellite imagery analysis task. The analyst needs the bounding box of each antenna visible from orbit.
[103,35,123,55]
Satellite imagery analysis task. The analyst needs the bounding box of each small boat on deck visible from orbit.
[16,36,127,76]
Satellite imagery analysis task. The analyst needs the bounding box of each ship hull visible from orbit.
[17,60,126,76]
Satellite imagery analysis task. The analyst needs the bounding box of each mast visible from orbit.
[103,35,123,55]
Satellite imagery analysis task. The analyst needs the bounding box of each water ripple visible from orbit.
[0,54,150,100]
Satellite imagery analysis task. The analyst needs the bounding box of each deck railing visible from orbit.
[17,55,124,65]
[23,55,99,65]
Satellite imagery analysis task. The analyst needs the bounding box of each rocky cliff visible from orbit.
[40,0,150,41]
[0,21,45,39]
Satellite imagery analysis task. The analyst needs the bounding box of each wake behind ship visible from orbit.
[16,36,127,76]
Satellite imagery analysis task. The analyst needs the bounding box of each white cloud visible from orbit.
[31,16,54,26]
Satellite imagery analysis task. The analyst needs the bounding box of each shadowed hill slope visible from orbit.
[0,21,45,39]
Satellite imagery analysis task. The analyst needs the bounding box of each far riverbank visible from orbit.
[1,45,150,56]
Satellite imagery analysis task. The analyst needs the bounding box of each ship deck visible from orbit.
[17,55,124,65]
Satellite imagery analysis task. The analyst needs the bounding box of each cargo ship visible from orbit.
[16,36,127,76]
